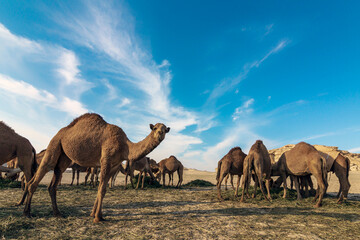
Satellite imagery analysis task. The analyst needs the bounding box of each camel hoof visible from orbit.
[240,199,245,203]
[93,216,105,223]
[23,212,31,218]
[15,202,23,207]
[314,203,321,208]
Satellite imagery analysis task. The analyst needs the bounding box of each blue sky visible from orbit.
[0,1,359,171]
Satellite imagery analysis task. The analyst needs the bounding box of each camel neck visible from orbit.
[127,134,159,161]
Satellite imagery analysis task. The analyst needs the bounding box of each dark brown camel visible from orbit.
[22,113,170,223]
[271,142,328,207]
[240,140,272,202]
[124,157,156,189]
[216,147,247,200]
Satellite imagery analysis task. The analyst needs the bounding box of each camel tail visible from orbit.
[216,161,222,181]
[31,148,38,177]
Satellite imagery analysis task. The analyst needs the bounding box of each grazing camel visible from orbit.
[70,163,88,186]
[315,148,350,203]
[22,113,170,223]
[0,121,37,205]
[5,158,21,181]
[271,142,328,207]
[240,140,272,202]
[216,147,247,200]
[0,165,22,175]
[156,156,183,188]
[124,157,156,189]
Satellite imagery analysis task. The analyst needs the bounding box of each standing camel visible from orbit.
[240,140,272,202]
[271,142,328,207]
[85,167,100,187]
[124,157,156,189]
[156,156,183,188]
[0,121,37,205]
[22,113,170,223]
[216,147,247,200]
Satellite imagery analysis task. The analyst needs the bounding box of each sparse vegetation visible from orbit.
[183,179,215,187]
[0,180,359,239]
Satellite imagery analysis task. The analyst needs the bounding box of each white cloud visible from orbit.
[0,74,56,104]
[348,147,360,153]
[117,98,131,108]
[232,98,254,120]
[264,23,274,36]
[60,97,88,117]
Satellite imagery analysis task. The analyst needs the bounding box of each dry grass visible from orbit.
[0,178,359,240]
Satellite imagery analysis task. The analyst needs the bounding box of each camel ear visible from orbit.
[150,124,155,130]
[165,127,170,133]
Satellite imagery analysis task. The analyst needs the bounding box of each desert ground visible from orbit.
[0,169,359,239]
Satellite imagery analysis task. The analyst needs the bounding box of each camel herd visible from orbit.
[0,112,352,223]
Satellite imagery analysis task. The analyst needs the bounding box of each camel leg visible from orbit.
[124,173,129,190]
[176,167,183,188]
[110,169,119,188]
[265,179,272,200]
[136,171,142,190]
[312,171,326,208]
[304,176,310,198]
[252,174,259,198]
[77,170,80,186]
[16,154,34,206]
[84,170,90,186]
[224,174,229,190]
[162,172,166,188]
[217,170,228,201]
[240,162,250,202]
[168,173,171,186]
[141,171,146,189]
[234,174,241,197]
[48,154,71,217]
[71,169,75,186]
[23,143,62,217]
[293,176,302,200]
[335,171,350,204]
[282,173,288,199]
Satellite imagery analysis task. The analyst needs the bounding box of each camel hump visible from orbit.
[229,146,242,152]
[66,113,105,128]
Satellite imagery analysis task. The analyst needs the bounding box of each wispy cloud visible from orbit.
[232,98,255,120]
[264,23,274,36]
[206,40,289,105]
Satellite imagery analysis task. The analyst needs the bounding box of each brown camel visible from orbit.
[271,142,328,207]
[109,163,126,188]
[124,157,156,189]
[0,121,37,205]
[5,158,21,181]
[240,140,272,202]
[216,147,247,200]
[156,155,183,188]
[22,113,170,223]
[316,149,350,203]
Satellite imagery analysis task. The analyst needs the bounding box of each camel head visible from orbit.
[150,123,170,143]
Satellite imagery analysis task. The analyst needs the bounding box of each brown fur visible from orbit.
[69,163,88,186]
[332,153,351,203]
[240,140,272,202]
[156,156,183,188]
[271,142,328,207]
[0,121,37,205]
[216,147,247,200]
[85,167,100,187]
[22,113,170,223]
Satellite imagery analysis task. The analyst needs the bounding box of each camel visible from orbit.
[315,149,350,203]
[240,140,272,202]
[0,121,37,205]
[156,156,183,188]
[22,113,170,223]
[216,147,247,200]
[124,157,156,189]
[5,158,21,181]
[69,163,88,186]
[271,142,328,207]
[0,165,22,175]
